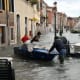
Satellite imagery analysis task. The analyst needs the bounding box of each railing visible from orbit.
[0,58,15,80]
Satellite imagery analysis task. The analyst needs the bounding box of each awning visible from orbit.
[31,17,39,21]
[30,14,40,22]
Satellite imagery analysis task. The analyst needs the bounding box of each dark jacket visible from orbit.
[60,37,67,44]
[49,38,66,52]
[31,32,41,43]
[31,35,40,43]
[60,37,70,56]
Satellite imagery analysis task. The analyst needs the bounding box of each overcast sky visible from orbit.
[44,0,80,17]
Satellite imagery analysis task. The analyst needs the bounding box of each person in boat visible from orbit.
[30,31,41,43]
[21,34,30,49]
[49,36,66,64]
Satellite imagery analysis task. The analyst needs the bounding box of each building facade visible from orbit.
[0,0,14,47]
[40,0,47,34]
[0,0,40,47]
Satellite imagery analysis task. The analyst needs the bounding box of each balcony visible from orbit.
[0,11,14,26]
[0,12,6,24]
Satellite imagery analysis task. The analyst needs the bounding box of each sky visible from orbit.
[44,0,80,17]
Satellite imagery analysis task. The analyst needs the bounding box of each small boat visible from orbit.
[13,47,58,61]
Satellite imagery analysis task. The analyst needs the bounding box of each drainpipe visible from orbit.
[6,0,10,45]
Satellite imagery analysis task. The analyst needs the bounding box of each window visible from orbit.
[25,17,27,25]
[9,0,14,12]
[40,2,42,10]
[1,27,5,44]
[16,14,21,43]
[10,28,14,40]
[0,0,5,10]
[36,2,40,11]
[25,17,27,35]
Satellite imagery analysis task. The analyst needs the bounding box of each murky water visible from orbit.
[13,57,80,80]
[12,32,80,80]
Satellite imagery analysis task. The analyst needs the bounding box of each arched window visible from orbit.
[0,0,5,10]
[9,0,14,12]
[25,17,27,35]
[16,14,20,43]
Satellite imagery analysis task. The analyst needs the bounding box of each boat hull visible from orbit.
[13,47,57,61]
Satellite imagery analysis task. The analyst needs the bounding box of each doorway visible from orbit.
[0,26,5,44]
[16,14,20,43]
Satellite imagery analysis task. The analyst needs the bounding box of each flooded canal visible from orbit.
[12,32,80,80]
[0,31,80,80]
[13,57,80,80]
